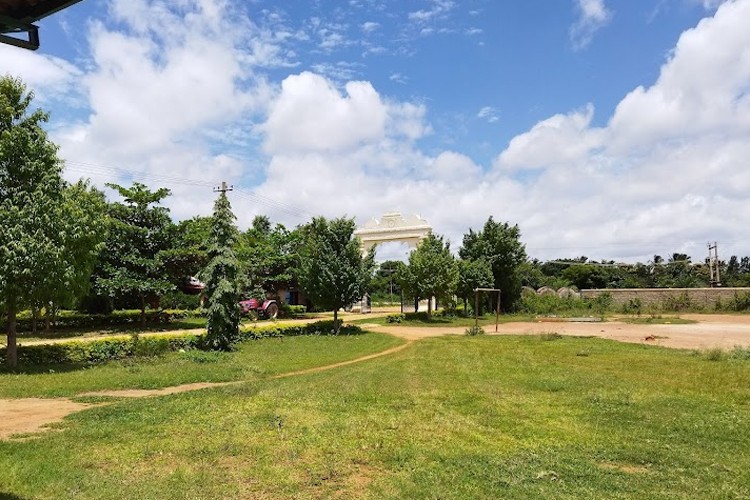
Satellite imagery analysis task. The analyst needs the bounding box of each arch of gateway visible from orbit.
[353,212,432,254]
[353,212,434,313]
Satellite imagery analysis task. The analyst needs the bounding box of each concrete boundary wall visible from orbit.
[580,288,750,308]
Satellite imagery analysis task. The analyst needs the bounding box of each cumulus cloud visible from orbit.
[11,0,750,263]
[570,0,613,50]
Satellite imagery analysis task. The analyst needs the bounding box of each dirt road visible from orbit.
[366,314,750,350]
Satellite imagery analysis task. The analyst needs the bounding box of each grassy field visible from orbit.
[353,312,537,328]
[2,333,750,498]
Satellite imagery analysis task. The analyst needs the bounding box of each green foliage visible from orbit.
[0,308,202,333]
[298,217,375,331]
[398,232,458,317]
[236,219,300,300]
[0,320,364,366]
[279,303,307,318]
[203,192,241,351]
[518,293,591,316]
[386,313,405,324]
[0,76,107,366]
[459,217,527,311]
[464,325,485,336]
[661,292,698,312]
[95,182,175,322]
[590,292,614,315]
[456,258,494,311]
[622,297,643,315]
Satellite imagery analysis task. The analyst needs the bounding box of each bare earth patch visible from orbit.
[0,398,98,439]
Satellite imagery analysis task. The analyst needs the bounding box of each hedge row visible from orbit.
[0,320,362,366]
[0,309,205,333]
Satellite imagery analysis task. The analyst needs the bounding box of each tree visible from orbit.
[456,259,494,313]
[400,233,458,318]
[459,217,527,311]
[203,191,241,350]
[298,217,374,332]
[237,219,299,301]
[0,76,104,367]
[32,180,108,331]
[95,182,175,325]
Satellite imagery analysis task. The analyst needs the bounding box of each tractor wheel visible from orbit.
[266,302,279,319]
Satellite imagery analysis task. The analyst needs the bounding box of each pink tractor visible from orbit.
[239,298,280,320]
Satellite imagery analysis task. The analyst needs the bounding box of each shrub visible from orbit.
[517,293,591,316]
[662,292,699,312]
[279,304,307,318]
[0,320,363,367]
[590,293,614,315]
[465,325,485,336]
[621,297,643,315]
[704,347,725,361]
[385,313,405,324]
[0,309,205,333]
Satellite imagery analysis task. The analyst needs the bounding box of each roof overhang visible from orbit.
[0,0,83,50]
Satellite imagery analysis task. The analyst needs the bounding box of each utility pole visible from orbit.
[213,181,233,194]
[708,241,721,287]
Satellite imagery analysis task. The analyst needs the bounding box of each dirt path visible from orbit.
[0,340,413,439]
[370,314,750,350]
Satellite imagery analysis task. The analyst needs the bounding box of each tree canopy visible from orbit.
[298,217,374,331]
[459,217,527,311]
[203,191,241,350]
[399,233,458,317]
[0,76,106,366]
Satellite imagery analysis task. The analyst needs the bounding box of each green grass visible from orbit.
[619,316,697,325]
[2,335,750,498]
[0,333,403,398]
[353,312,536,328]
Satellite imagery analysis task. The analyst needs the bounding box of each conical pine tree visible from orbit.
[203,191,241,350]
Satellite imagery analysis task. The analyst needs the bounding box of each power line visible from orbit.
[63,159,312,222]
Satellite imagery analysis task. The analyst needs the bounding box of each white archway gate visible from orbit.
[354,212,432,255]
[354,212,434,313]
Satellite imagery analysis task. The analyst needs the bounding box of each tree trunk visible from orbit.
[463,298,468,316]
[427,296,433,319]
[32,306,38,334]
[414,297,418,313]
[6,296,18,368]
[333,308,339,334]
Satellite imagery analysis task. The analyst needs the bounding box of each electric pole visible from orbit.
[213,181,233,194]
[708,241,721,287]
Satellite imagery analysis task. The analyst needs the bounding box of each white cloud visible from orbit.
[570,0,613,50]
[408,1,455,23]
[361,21,380,33]
[477,106,499,123]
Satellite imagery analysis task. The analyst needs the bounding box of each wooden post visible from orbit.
[495,290,501,332]
[474,289,479,329]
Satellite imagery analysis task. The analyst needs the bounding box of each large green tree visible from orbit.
[299,217,374,332]
[456,258,494,313]
[459,217,527,311]
[399,233,458,318]
[203,191,241,350]
[95,182,175,324]
[0,76,105,367]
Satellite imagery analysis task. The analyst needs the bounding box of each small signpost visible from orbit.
[474,288,502,332]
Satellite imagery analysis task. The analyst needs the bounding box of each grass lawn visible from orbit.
[352,312,537,328]
[2,334,750,498]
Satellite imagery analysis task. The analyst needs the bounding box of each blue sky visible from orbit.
[3,0,749,262]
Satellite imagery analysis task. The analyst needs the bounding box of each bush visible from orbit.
[0,320,363,366]
[662,292,699,312]
[0,309,204,333]
[517,293,592,316]
[161,291,202,310]
[279,304,307,318]
[385,313,405,324]
[621,297,643,315]
[465,325,485,336]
